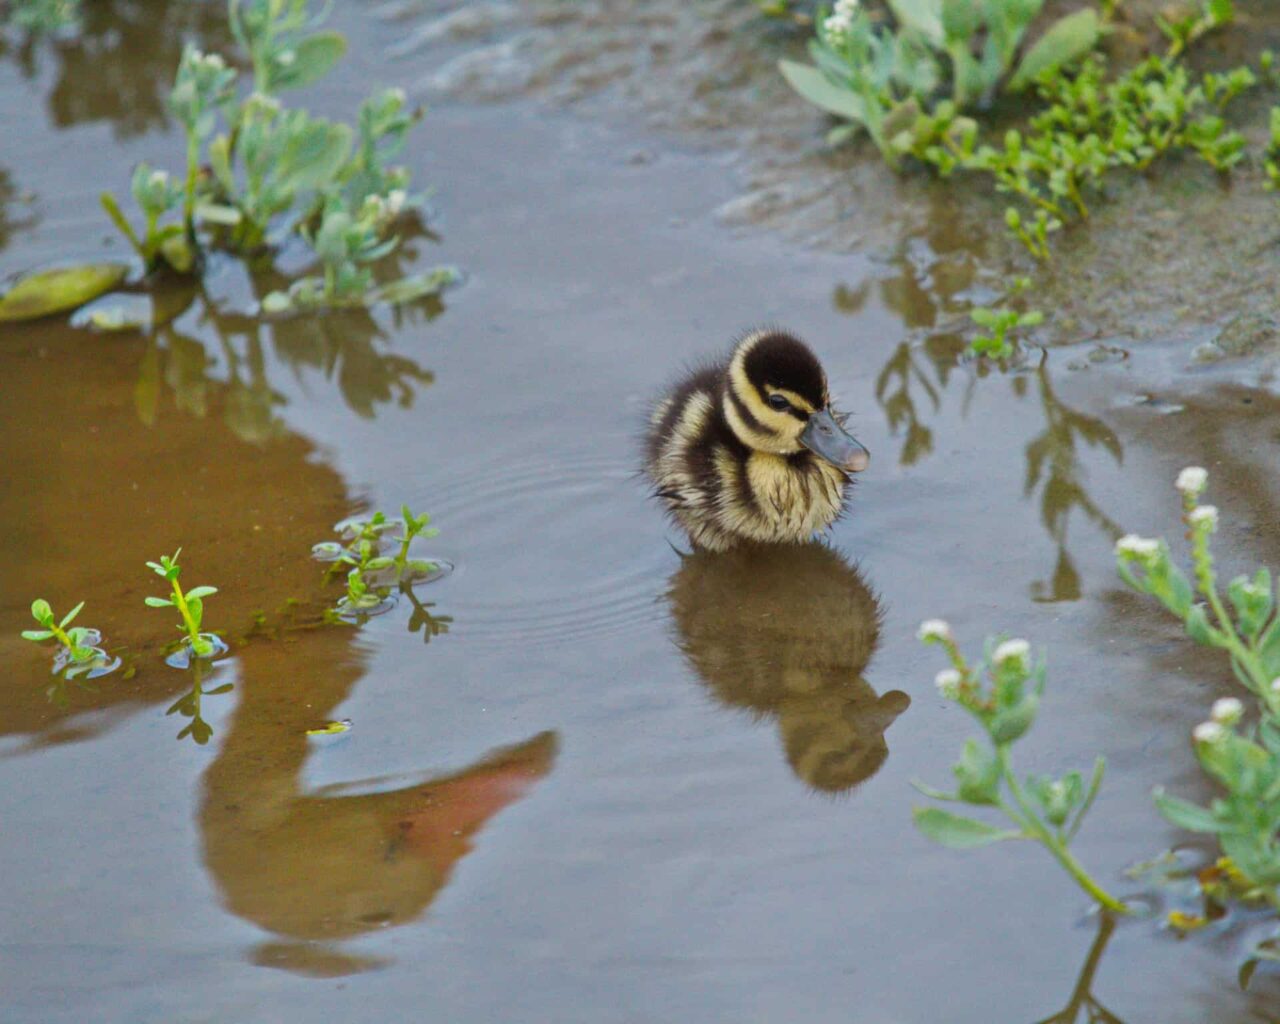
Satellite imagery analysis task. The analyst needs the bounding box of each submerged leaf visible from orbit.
[0,263,129,322]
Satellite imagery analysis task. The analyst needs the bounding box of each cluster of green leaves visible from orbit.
[780,0,1102,168]
[313,505,440,621]
[1116,469,1280,919]
[21,598,119,685]
[913,623,1127,912]
[145,548,223,661]
[917,53,1256,259]
[967,277,1043,357]
[1158,0,1235,57]
[94,0,456,313]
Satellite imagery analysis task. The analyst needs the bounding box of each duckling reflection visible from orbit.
[666,542,909,793]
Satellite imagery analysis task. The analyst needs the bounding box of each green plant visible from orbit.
[207,92,352,250]
[923,55,1255,258]
[1264,105,1280,193]
[1116,468,1280,914]
[967,279,1043,357]
[145,549,223,661]
[100,165,189,274]
[913,620,1127,913]
[780,0,1101,167]
[1158,0,1235,57]
[228,0,346,96]
[392,503,438,579]
[22,598,100,665]
[1116,468,1280,722]
[313,505,442,620]
[262,193,459,312]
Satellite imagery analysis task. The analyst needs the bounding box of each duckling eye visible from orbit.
[767,393,790,411]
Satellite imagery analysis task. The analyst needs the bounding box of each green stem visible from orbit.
[998,748,1129,913]
[183,129,200,243]
[170,578,202,647]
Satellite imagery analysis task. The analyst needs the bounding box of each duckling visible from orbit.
[645,329,869,551]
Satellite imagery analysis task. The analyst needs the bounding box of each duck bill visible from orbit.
[801,409,870,473]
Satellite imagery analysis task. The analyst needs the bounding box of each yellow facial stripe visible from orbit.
[763,387,817,415]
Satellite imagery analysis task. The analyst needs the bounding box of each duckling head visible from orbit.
[724,330,870,472]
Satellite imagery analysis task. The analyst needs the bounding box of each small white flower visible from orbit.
[918,619,952,643]
[194,50,225,71]
[276,49,296,66]
[1211,697,1244,725]
[935,669,961,699]
[833,0,860,16]
[993,638,1031,669]
[388,87,407,105]
[1176,466,1208,497]
[1193,721,1227,744]
[1188,505,1219,531]
[148,169,170,189]
[386,189,407,216]
[1116,534,1160,560]
[1271,678,1280,696]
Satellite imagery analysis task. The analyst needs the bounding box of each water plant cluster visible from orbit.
[780,0,1257,264]
[311,505,446,627]
[0,0,459,323]
[917,468,1280,985]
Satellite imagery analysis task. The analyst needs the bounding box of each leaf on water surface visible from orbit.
[306,719,353,736]
[912,806,1022,848]
[0,263,129,322]
[778,60,867,122]
[373,266,462,305]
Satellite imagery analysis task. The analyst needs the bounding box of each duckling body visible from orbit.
[645,330,869,551]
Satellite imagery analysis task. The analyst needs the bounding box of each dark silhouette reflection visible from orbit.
[201,624,556,973]
[666,543,908,793]
[1035,913,1125,1024]
[1,0,228,137]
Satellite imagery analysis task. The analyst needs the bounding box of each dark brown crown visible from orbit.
[741,331,828,408]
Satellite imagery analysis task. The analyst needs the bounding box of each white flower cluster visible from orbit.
[190,49,226,75]
[935,668,962,699]
[1115,534,1160,562]
[992,638,1030,671]
[1210,697,1243,726]
[1176,466,1208,498]
[1193,720,1227,745]
[1188,505,1219,532]
[918,619,952,643]
[823,0,860,43]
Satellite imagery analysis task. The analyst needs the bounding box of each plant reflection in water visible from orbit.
[666,542,909,793]
[1035,913,1125,1024]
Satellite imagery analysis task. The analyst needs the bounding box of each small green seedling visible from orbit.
[968,302,1044,360]
[145,548,223,662]
[228,0,347,96]
[23,599,97,662]
[1158,0,1235,57]
[393,504,439,579]
[913,621,1127,914]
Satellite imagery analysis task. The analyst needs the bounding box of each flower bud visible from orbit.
[935,669,962,699]
[1210,697,1243,726]
[1193,721,1227,744]
[918,619,952,643]
[1176,466,1208,498]
[1115,534,1160,562]
[1188,505,1219,532]
[992,638,1031,671]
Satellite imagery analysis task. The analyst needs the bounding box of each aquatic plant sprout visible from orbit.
[145,549,223,662]
[313,505,443,621]
[914,622,1127,913]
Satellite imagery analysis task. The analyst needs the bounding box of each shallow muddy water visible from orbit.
[3,3,1280,1022]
